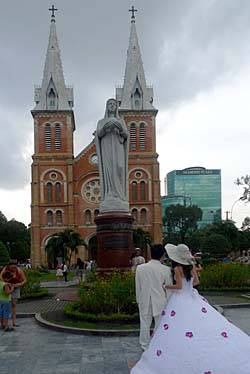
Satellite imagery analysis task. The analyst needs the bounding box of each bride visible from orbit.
[131,243,250,374]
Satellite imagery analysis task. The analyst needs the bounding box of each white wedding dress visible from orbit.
[131,278,250,374]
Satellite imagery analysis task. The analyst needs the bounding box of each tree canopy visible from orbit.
[235,175,250,202]
[133,228,152,255]
[241,217,250,231]
[0,211,30,262]
[45,229,86,266]
[202,233,230,258]
[0,240,10,266]
[164,204,203,242]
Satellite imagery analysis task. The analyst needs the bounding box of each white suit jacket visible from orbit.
[135,259,172,316]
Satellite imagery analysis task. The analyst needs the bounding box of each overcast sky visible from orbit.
[0,0,249,228]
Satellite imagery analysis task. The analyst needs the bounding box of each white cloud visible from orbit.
[0,186,31,226]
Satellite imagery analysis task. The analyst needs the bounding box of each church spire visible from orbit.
[116,7,155,110]
[34,7,73,111]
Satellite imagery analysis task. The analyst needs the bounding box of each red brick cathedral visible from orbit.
[30,10,162,267]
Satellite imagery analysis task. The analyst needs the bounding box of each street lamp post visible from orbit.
[230,198,240,221]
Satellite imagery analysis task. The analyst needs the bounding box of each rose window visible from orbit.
[82,179,101,203]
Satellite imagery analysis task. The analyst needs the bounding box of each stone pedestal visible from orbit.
[95,212,134,271]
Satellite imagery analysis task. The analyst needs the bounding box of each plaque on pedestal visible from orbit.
[95,212,133,271]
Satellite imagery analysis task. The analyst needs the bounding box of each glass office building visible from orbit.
[162,167,221,228]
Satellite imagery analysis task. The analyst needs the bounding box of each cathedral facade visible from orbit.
[30,11,162,267]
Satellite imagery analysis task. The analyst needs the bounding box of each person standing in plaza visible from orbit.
[0,271,15,331]
[56,263,63,281]
[0,261,27,327]
[131,248,145,273]
[135,244,172,351]
[62,262,68,282]
[76,257,85,285]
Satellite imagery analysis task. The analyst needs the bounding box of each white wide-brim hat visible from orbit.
[165,243,194,265]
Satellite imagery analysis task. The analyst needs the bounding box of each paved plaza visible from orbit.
[0,318,141,374]
[0,306,249,374]
[0,285,250,374]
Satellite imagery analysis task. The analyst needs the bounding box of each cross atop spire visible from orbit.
[34,8,74,111]
[129,6,137,21]
[116,8,155,110]
[49,5,58,22]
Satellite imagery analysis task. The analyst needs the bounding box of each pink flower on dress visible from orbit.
[164,323,169,330]
[156,349,162,356]
[170,310,176,317]
[201,307,207,313]
[204,371,212,374]
[185,331,193,338]
[221,331,228,338]
[161,310,166,316]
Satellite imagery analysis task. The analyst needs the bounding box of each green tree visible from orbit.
[0,214,30,261]
[241,217,250,231]
[0,211,8,243]
[45,234,65,265]
[205,220,239,251]
[45,229,86,266]
[202,233,231,258]
[238,230,250,252]
[133,228,152,256]
[164,204,203,242]
[235,175,250,202]
[0,240,10,266]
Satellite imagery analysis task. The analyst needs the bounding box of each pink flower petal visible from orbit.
[161,310,166,316]
[204,371,212,374]
[185,331,193,338]
[164,323,169,330]
[156,349,162,356]
[221,331,228,338]
[170,310,176,317]
[201,307,207,313]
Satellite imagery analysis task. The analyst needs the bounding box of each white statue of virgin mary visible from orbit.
[95,98,129,213]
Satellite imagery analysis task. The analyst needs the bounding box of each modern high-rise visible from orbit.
[162,167,221,227]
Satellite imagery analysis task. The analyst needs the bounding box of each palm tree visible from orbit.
[45,229,87,267]
[133,228,152,258]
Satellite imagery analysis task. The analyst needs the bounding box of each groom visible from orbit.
[135,244,172,351]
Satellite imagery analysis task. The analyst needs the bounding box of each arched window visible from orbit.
[94,209,99,219]
[140,181,146,200]
[85,210,91,225]
[132,209,138,223]
[47,211,53,225]
[47,182,52,203]
[132,181,137,201]
[56,182,61,202]
[45,124,51,151]
[139,123,146,150]
[56,210,62,224]
[55,124,61,151]
[141,209,147,225]
[130,123,137,151]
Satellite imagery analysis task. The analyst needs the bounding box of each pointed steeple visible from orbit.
[34,11,73,111]
[116,8,155,110]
